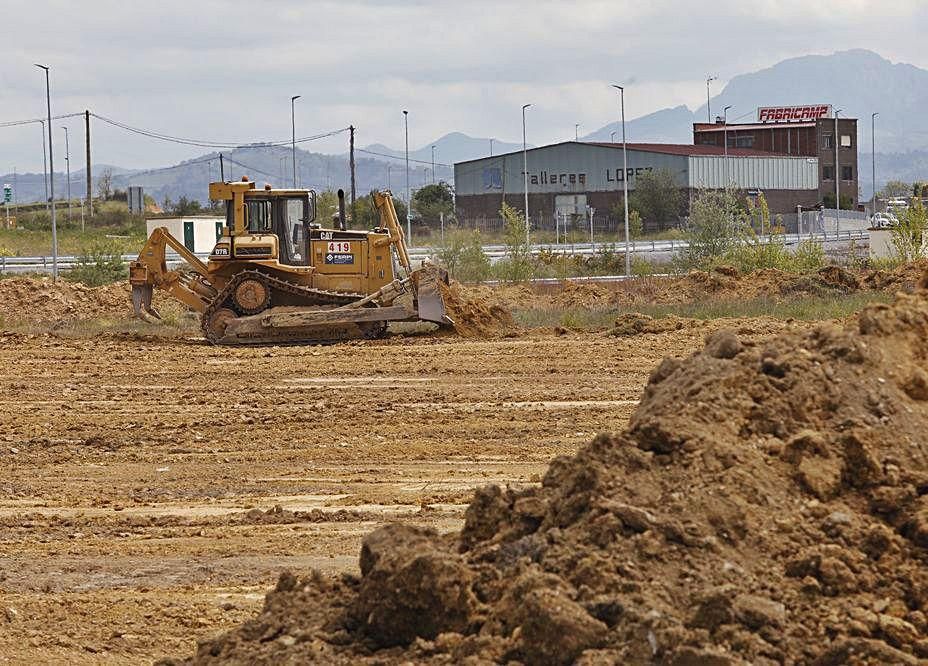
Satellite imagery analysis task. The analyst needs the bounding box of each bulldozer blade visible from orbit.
[131,284,161,320]
[415,266,453,327]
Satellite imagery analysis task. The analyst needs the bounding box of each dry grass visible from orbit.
[513,291,894,331]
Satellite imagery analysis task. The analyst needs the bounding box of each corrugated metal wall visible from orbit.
[687,156,819,190]
[454,143,687,196]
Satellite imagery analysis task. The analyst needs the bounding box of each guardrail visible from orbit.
[0,229,870,275]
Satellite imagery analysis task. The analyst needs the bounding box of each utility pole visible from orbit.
[871,112,879,212]
[85,110,92,217]
[63,126,71,223]
[706,76,717,123]
[290,95,300,188]
[36,63,57,280]
[403,110,410,240]
[387,164,392,191]
[612,84,630,277]
[575,124,579,141]
[349,125,357,221]
[431,146,436,184]
[522,103,532,247]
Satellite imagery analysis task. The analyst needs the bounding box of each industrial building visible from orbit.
[453,141,820,226]
[693,104,858,208]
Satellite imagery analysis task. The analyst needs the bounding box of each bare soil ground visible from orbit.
[0,317,800,664]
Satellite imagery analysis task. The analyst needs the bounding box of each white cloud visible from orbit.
[0,0,925,171]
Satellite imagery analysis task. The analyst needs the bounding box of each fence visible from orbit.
[452,213,671,242]
[797,209,870,236]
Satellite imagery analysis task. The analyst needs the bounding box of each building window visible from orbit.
[822,135,833,149]
[823,166,834,180]
[841,134,852,147]
[727,135,754,148]
[842,166,853,181]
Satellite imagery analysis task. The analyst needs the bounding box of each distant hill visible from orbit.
[582,49,928,196]
[581,105,695,144]
[362,131,526,165]
[3,50,924,204]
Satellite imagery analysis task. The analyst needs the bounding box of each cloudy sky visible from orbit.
[1,0,926,173]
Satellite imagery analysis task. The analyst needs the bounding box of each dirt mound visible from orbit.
[550,282,614,309]
[168,288,928,665]
[611,312,701,336]
[0,277,134,325]
[439,281,518,338]
[862,259,928,293]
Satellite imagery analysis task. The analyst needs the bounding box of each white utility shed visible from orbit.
[145,217,224,254]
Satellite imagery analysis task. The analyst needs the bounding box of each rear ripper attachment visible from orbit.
[129,178,451,345]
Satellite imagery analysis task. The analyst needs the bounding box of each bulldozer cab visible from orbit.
[237,196,312,265]
[211,179,316,267]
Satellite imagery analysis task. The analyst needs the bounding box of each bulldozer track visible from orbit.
[200,270,369,345]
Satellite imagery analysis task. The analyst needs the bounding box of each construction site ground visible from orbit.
[0,317,800,664]
[2,264,924,664]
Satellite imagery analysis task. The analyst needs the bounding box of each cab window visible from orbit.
[245,200,272,232]
[283,198,307,264]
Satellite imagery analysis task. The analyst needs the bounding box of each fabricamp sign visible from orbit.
[757,105,832,123]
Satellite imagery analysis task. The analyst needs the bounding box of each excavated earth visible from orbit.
[163,283,928,664]
[0,269,924,664]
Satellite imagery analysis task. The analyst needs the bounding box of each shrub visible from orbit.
[434,229,491,282]
[496,203,533,282]
[65,242,128,286]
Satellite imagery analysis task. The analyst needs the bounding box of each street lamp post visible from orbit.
[871,112,879,212]
[35,63,57,280]
[610,131,616,143]
[521,104,532,248]
[403,110,410,240]
[39,120,48,212]
[63,126,71,223]
[706,76,717,123]
[723,105,732,185]
[290,95,300,188]
[835,108,842,230]
[611,84,630,277]
[489,138,494,156]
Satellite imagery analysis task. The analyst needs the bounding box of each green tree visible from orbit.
[628,168,683,226]
[890,194,928,261]
[170,196,203,216]
[880,180,910,199]
[822,192,854,210]
[350,192,407,230]
[675,188,743,270]
[314,190,338,226]
[411,182,454,227]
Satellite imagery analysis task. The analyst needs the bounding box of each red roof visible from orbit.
[693,122,816,132]
[585,142,785,158]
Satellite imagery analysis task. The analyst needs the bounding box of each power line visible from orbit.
[90,112,349,149]
[223,155,279,181]
[355,147,451,168]
[0,112,84,128]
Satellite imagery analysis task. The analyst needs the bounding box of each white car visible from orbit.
[870,212,898,228]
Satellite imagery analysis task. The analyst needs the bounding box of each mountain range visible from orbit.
[2,49,925,205]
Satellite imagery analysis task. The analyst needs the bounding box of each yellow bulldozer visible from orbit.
[129,177,451,344]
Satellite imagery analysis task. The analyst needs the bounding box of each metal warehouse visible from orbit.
[453,141,820,224]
